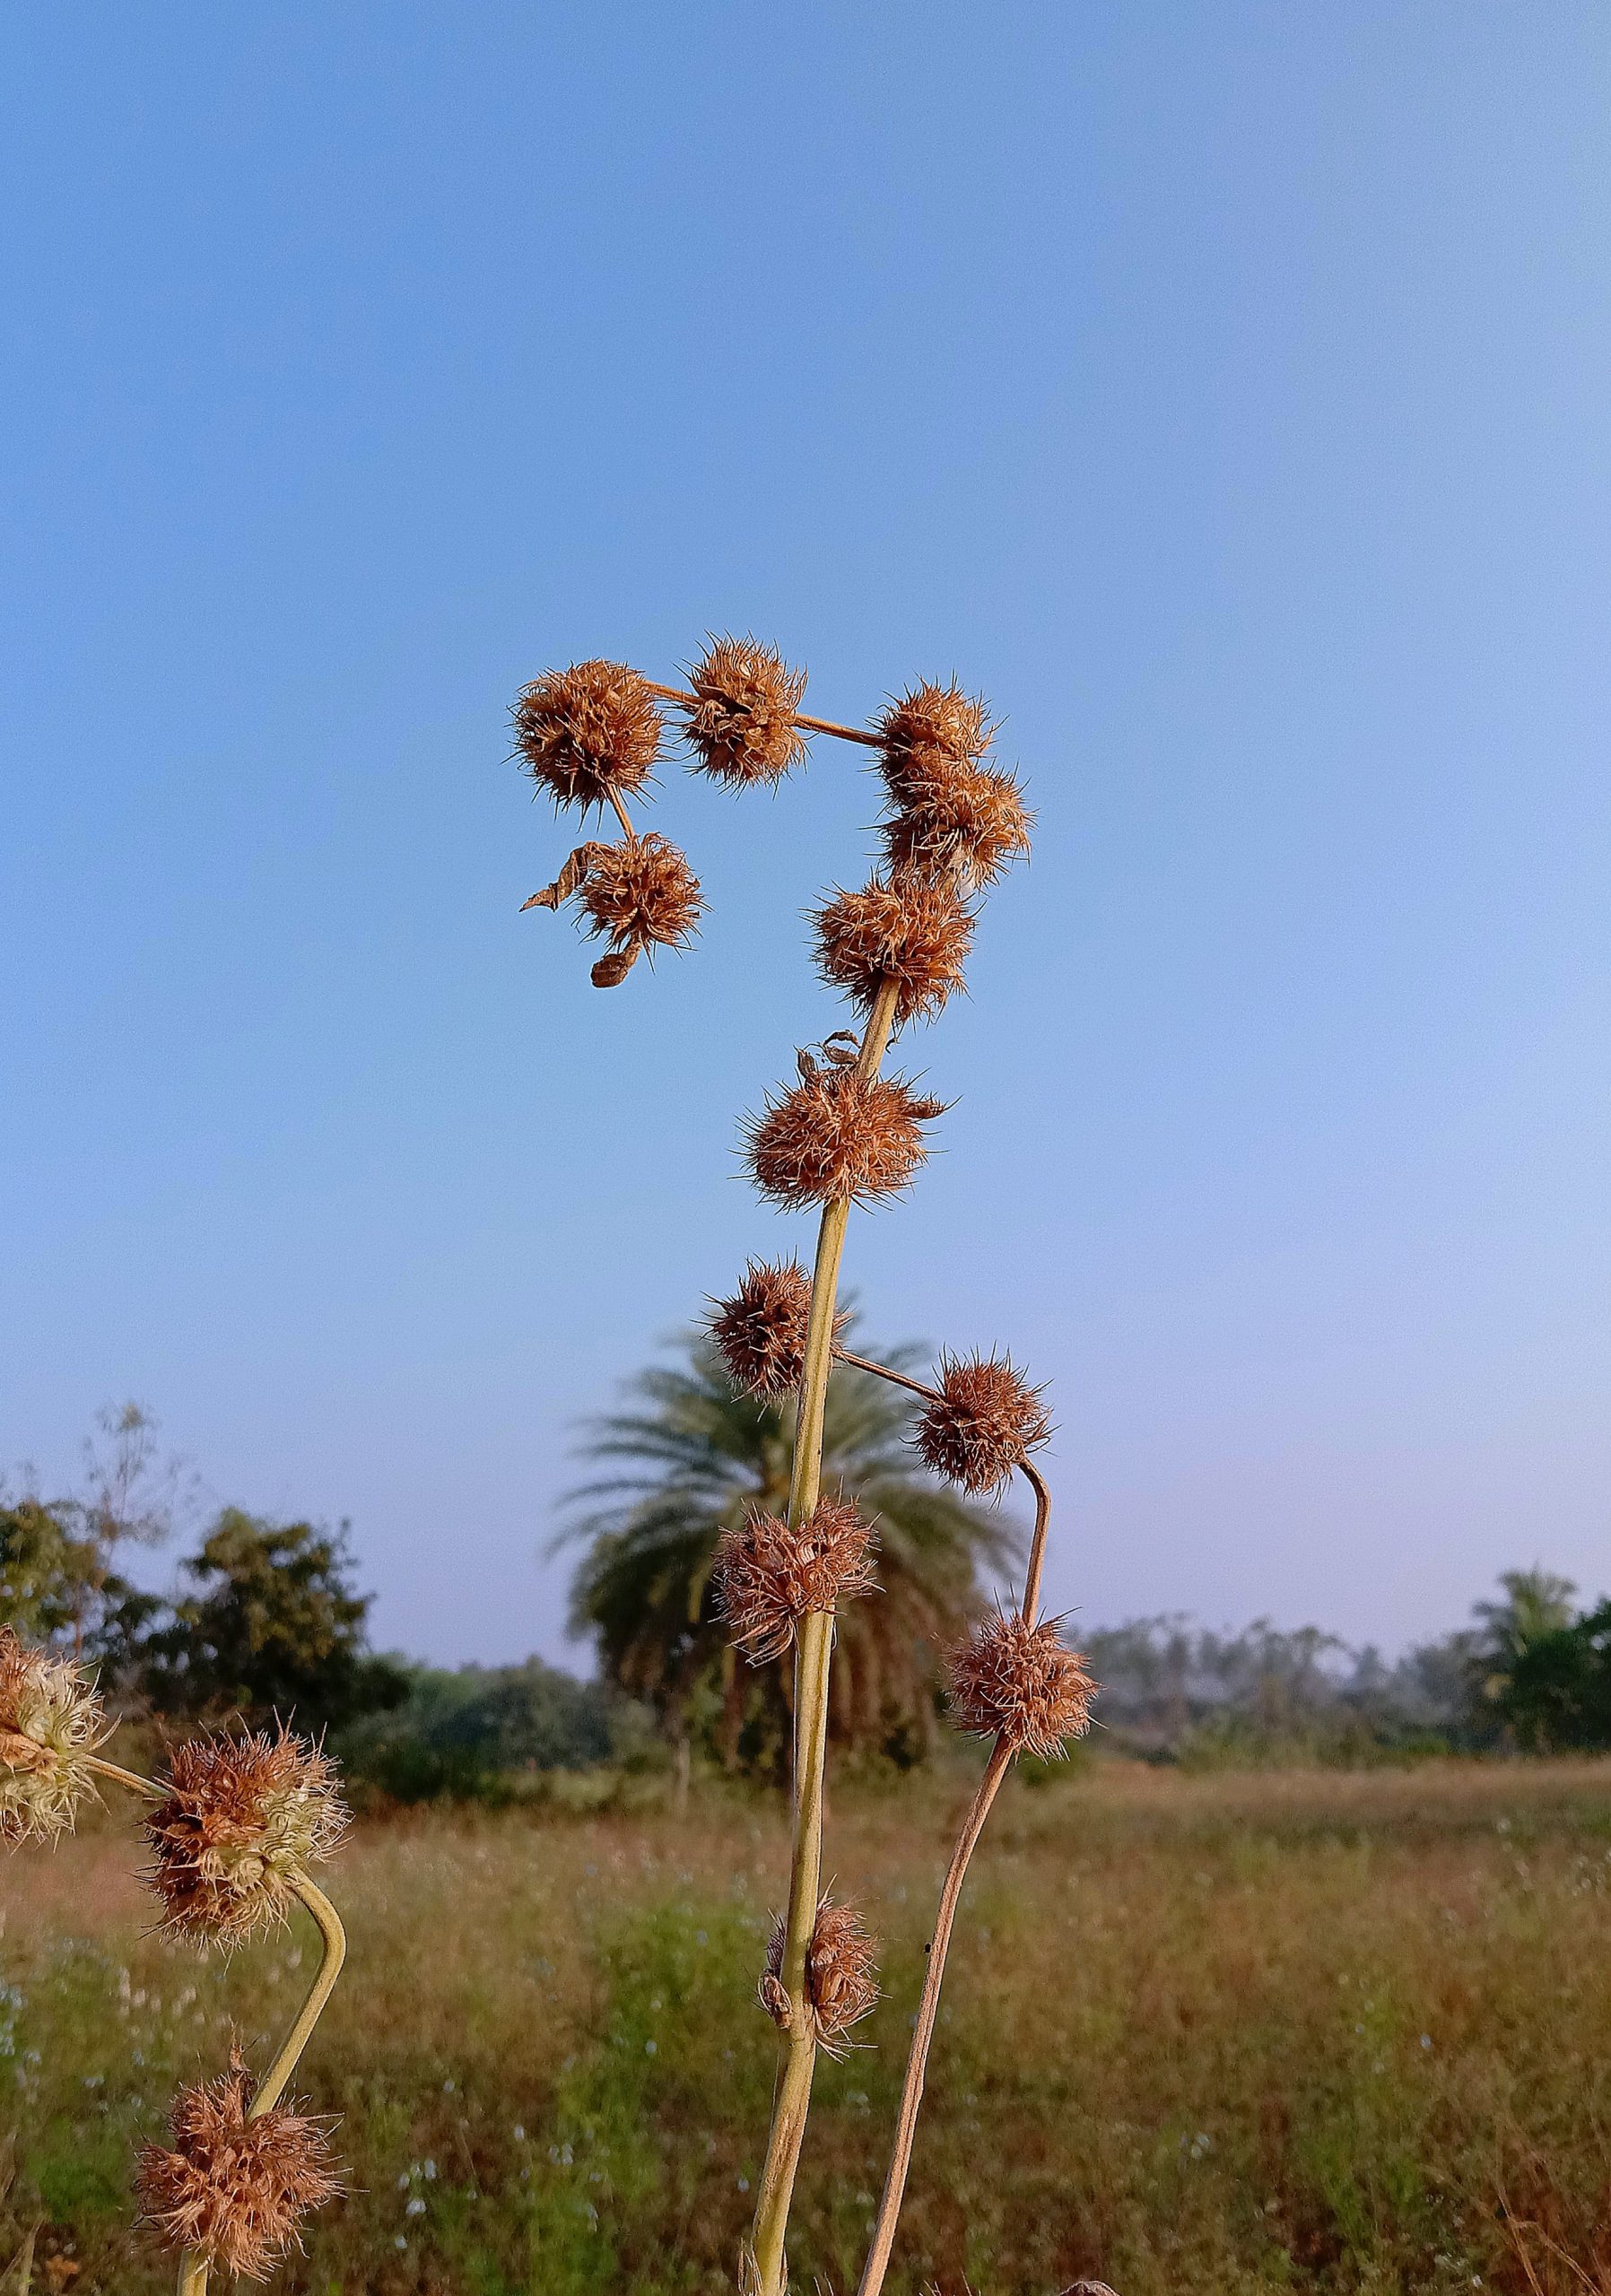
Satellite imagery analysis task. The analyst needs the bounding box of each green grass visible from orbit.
[4,1756,1611,2293]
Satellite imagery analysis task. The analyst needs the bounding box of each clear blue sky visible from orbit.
[4,4,1607,1666]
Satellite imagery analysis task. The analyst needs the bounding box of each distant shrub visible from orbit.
[335,1656,658,1803]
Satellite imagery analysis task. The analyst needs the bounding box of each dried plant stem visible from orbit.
[174,1874,346,2296]
[644,679,884,752]
[832,1348,1056,2296]
[606,787,636,840]
[83,1752,161,1800]
[748,978,900,2296]
[854,1739,1014,2296]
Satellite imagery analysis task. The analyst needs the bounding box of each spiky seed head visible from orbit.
[947,1608,1096,1760]
[762,1896,878,2056]
[144,1728,348,1949]
[0,1627,105,1845]
[876,681,994,793]
[881,759,1033,892]
[914,1352,1052,1494]
[578,833,704,954]
[683,636,809,787]
[511,660,662,814]
[744,1059,945,1208]
[714,1500,876,1663]
[812,875,975,1029]
[708,1259,849,1400]
[139,2057,341,2282]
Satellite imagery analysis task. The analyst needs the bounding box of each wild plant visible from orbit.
[514,640,1098,2294]
[0,1626,348,2290]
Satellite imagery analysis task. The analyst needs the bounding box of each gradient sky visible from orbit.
[4,4,1607,1668]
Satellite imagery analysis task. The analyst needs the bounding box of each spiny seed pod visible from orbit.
[139,2057,341,2282]
[744,1053,946,1209]
[881,759,1032,892]
[876,681,994,793]
[708,1259,849,1400]
[947,1608,1096,1760]
[761,1897,879,2057]
[683,635,809,787]
[714,1499,876,1663]
[812,875,975,1029]
[512,659,663,814]
[579,834,704,956]
[144,1729,348,1949]
[914,1352,1052,1495]
[0,1626,105,1844]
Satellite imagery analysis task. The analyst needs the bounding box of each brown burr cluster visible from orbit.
[812,875,975,1029]
[524,833,703,988]
[913,1352,1052,1495]
[512,659,662,814]
[0,1625,104,1844]
[714,1498,877,1663]
[144,1728,348,1949]
[762,1897,879,2056]
[947,1608,1096,1760]
[709,1258,850,1399]
[138,2057,341,2282]
[875,679,1032,892]
[745,1048,945,1209]
[683,635,809,787]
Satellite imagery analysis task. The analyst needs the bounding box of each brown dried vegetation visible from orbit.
[914,1352,1053,1495]
[144,1729,348,1948]
[812,875,975,1029]
[512,659,663,813]
[138,2057,341,2282]
[0,1626,104,1844]
[683,636,809,787]
[947,1608,1096,1760]
[714,1499,877,1664]
[708,1259,849,1400]
[744,1052,945,1208]
[762,1896,880,2057]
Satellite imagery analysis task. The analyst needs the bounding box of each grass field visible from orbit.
[4,1755,1610,2295]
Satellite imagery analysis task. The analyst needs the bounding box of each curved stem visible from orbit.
[748,977,900,2296]
[829,1360,1058,2296]
[250,1876,346,2118]
[855,1739,1014,2296]
[645,680,884,752]
[173,1875,346,2296]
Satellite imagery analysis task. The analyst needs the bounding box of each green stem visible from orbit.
[748,978,900,2296]
[174,1875,346,2296]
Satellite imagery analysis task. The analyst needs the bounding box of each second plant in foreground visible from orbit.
[516,641,1099,2294]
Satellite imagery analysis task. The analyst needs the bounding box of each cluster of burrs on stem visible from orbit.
[514,639,1100,2296]
[0,1626,348,2291]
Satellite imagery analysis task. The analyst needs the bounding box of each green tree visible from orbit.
[1471,1565,1579,1722]
[139,1509,407,1736]
[1,1404,178,1671]
[562,1330,1019,1776]
[1497,1600,1611,1752]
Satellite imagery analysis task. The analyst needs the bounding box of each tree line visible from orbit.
[5,1381,1609,1798]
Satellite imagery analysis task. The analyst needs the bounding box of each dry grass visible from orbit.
[3,1755,1610,2294]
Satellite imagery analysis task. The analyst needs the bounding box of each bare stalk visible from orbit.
[832,1348,1056,2296]
[83,1752,161,1801]
[747,977,900,2296]
[644,680,884,752]
[174,1875,346,2295]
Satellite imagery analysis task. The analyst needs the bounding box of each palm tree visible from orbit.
[561,1327,1021,1776]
